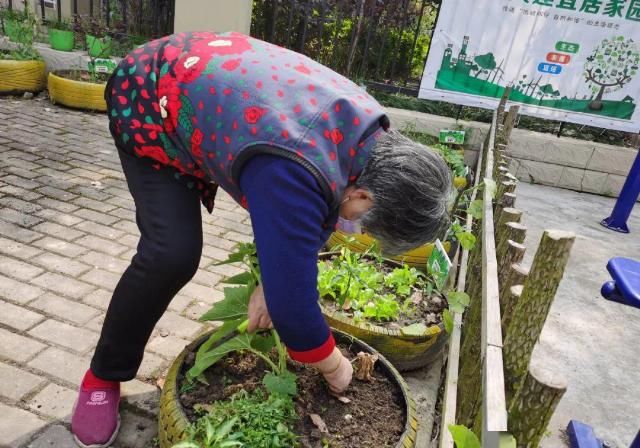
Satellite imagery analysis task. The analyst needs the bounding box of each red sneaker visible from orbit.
[71,370,121,448]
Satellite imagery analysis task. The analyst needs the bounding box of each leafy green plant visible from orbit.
[448,424,481,448]
[188,243,296,397]
[48,18,72,31]
[318,246,434,324]
[0,4,41,61]
[176,389,298,448]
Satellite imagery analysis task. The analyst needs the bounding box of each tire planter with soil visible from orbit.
[47,71,107,111]
[318,252,448,372]
[0,59,45,94]
[159,329,418,448]
[326,230,454,269]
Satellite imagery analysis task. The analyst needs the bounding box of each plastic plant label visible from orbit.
[427,239,452,290]
[89,58,117,74]
[439,129,466,145]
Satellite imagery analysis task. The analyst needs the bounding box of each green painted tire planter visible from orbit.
[319,252,448,372]
[86,35,112,58]
[48,28,74,52]
[158,328,419,448]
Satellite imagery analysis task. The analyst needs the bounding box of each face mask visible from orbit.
[337,216,363,234]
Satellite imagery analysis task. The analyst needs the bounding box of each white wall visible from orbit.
[174,0,252,34]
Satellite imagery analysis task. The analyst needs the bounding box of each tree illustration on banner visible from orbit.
[584,36,640,110]
[473,53,497,79]
[537,83,560,101]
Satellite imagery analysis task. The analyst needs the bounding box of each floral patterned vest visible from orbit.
[106,32,389,212]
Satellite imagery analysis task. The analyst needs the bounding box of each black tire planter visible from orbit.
[158,328,419,448]
[319,253,449,372]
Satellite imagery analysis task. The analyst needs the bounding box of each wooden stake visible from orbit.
[496,208,523,248]
[498,240,526,285]
[494,192,517,224]
[496,222,526,260]
[508,364,567,448]
[502,105,520,145]
[503,230,575,402]
[501,284,523,335]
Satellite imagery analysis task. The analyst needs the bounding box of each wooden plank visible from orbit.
[439,106,487,448]
[483,346,509,442]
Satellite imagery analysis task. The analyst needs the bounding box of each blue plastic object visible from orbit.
[602,257,640,309]
[567,420,604,448]
[601,148,640,233]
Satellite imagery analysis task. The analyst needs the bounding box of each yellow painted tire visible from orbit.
[159,329,418,448]
[326,230,452,269]
[47,71,107,112]
[0,60,45,94]
[319,252,448,371]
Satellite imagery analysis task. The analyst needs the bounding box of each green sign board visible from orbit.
[439,129,466,145]
[427,239,452,290]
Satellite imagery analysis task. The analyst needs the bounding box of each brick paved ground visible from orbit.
[0,97,253,447]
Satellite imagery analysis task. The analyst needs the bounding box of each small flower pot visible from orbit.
[48,28,74,52]
[86,35,112,58]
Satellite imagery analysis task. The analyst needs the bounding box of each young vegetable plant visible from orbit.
[188,243,297,397]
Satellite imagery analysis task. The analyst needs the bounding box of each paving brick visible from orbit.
[84,313,105,334]
[0,183,43,200]
[204,234,238,251]
[0,327,46,362]
[0,206,44,227]
[177,282,222,306]
[121,379,160,416]
[148,335,191,360]
[222,230,254,244]
[0,362,46,401]
[1,174,41,190]
[0,220,43,243]
[35,196,80,213]
[73,196,117,213]
[32,252,92,277]
[32,221,85,241]
[74,207,121,225]
[33,208,84,227]
[202,244,234,262]
[28,347,89,386]
[208,262,246,278]
[32,236,89,258]
[26,424,77,448]
[215,217,253,235]
[79,251,129,274]
[137,351,167,380]
[112,410,157,448]
[0,236,42,259]
[82,288,112,310]
[36,185,78,201]
[191,268,222,288]
[168,293,196,313]
[0,273,44,304]
[0,254,44,281]
[28,383,77,421]
[112,219,139,235]
[0,196,43,214]
[30,293,100,325]
[32,272,96,299]
[0,402,48,447]
[119,233,140,248]
[76,235,128,257]
[156,311,203,339]
[74,220,124,240]
[0,299,45,330]
[80,268,121,290]
[29,319,99,353]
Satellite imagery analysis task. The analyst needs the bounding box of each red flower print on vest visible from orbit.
[174,54,212,84]
[158,74,182,133]
[324,128,344,145]
[222,58,242,71]
[135,145,169,165]
[244,106,265,124]
[191,128,204,158]
[191,32,253,57]
[162,44,181,63]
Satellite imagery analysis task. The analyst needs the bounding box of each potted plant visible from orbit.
[47,66,109,111]
[0,6,45,94]
[81,16,112,58]
[48,19,74,52]
[159,244,419,448]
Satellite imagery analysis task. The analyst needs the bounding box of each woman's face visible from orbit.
[339,186,373,221]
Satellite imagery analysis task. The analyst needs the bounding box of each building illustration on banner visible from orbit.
[435,34,638,120]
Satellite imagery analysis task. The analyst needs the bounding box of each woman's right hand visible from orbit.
[311,347,354,394]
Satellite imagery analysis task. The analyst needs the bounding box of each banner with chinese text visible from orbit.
[419,0,640,132]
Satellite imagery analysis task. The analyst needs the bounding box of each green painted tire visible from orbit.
[319,253,449,372]
[159,329,419,448]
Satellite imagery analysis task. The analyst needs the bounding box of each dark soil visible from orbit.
[54,69,110,83]
[319,255,447,329]
[179,345,406,448]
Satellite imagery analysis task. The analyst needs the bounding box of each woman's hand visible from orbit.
[311,347,354,394]
[247,284,273,332]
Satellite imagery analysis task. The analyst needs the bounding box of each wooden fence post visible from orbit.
[495,193,517,224]
[497,241,526,284]
[495,208,523,246]
[502,105,520,145]
[508,364,567,448]
[496,222,527,259]
[503,230,575,402]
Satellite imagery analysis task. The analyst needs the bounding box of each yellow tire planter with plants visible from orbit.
[158,329,419,448]
[0,60,45,94]
[327,230,452,269]
[48,71,107,112]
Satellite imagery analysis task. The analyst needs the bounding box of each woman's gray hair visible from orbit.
[357,130,453,255]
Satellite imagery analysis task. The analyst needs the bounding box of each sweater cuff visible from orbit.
[287,333,336,363]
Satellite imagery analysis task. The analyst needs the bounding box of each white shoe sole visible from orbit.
[73,414,121,448]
